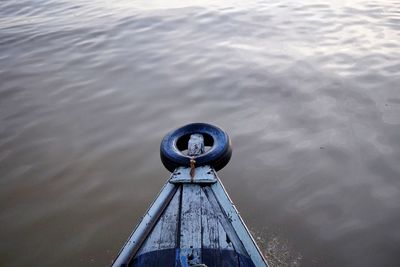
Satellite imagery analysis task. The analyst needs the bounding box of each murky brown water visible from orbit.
[1,0,400,266]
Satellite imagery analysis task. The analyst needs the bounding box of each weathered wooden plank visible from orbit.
[158,186,180,250]
[200,187,219,267]
[112,182,178,266]
[136,187,181,255]
[201,188,218,249]
[187,134,205,156]
[135,217,163,257]
[180,184,202,265]
[114,168,267,267]
[201,188,239,266]
[210,178,269,267]
[170,166,217,184]
[200,187,235,250]
[203,186,248,257]
[217,217,235,251]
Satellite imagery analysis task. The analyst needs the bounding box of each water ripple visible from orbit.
[1,0,400,266]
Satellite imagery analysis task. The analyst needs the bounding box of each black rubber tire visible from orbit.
[160,123,232,172]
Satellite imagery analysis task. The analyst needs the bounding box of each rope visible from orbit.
[190,156,196,182]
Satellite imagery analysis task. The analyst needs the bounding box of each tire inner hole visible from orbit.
[176,133,214,156]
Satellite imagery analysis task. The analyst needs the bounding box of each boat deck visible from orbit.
[112,166,268,267]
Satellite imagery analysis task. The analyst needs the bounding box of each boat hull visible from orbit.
[112,166,268,267]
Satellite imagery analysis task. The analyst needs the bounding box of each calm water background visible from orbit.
[1,0,400,266]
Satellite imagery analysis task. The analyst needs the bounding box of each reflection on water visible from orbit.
[1,0,400,266]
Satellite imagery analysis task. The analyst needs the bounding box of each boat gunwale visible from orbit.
[111,166,269,267]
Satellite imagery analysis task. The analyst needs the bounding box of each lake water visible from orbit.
[1,0,400,266]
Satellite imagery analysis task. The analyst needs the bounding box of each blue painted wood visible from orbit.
[112,183,178,266]
[169,166,217,184]
[203,186,249,257]
[112,167,268,267]
[180,184,202,265]
[210,177,268,266]
[135,187,181,257]
[130,249,255,267]
[130,249,176,267]
[200,188,238,266]
[187,134,205,156]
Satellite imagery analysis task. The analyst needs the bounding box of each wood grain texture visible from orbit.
[112,182,178,266]
[180,184,202,265]
[203,186,249,257]
[170,166,217,184]
[200,188,239,266]
[137,187,181,255]
[210,178,268,266]
[116,170,267,267]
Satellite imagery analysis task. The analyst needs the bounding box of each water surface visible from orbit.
[1,0,400,266]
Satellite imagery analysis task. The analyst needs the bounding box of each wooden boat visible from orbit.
[112,123,269,267]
